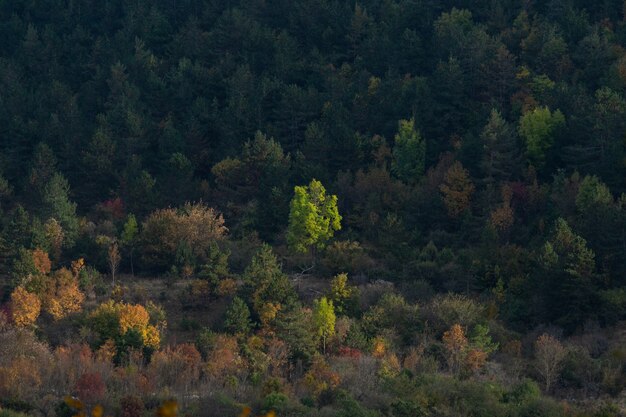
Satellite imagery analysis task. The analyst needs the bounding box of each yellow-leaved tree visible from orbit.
[44,267,85,320]
[10,286,41,327]
[89,301,162,352]
[119,303,161,349]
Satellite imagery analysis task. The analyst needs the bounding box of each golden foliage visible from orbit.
[118,303,161,349]
[46,281,85,320]
[91,405,104,417]
[379,353,402,378]
[259,302,281,328]
[303,355,340,395]
[440,161,475,218]
[443,324,467,352]
[91,301,162,351]
[42,268,85,320]
[71,258,85,277]
[143,325,161,349]
[372,336,387,358]
[156,400,178,417]
[442,324,468,375]
[118,304,150,334]
[10,286,41,327]
[402,347,423,373]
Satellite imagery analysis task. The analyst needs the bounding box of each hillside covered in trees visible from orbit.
[0,0,625,416]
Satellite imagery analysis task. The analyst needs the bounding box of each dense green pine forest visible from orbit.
[0,0,625,416]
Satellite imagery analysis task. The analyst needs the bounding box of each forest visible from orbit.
[0,0,625,416]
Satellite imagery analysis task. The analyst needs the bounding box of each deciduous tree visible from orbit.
[287,179,341,256]
[442,323,468,376]
[391,118,425,183]
[534,333,566,392]
[519,106,565,169]
[108,241,121,286]
[121,214,139,276]
[313,297,336,354]
[440,161,475,218]
[10,286,40,327]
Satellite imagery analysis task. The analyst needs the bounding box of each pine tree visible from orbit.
[243,244,296,317]
[480,109,521,184]
[540,218,598,330]
[40,173,79,245]
[224,297,252,335]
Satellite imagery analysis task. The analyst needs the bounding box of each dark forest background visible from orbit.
[0,1,625,416]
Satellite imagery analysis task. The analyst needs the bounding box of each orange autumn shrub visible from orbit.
[32,248,52,274]
[205,334,242,379]
[442,323,468,375]
[465,349,489,372]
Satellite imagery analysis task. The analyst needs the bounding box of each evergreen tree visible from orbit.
[480,109,521,184]
[539,218,598,330]
[224,296,252,335]
[243,244,296,317]
[40,173,79,246]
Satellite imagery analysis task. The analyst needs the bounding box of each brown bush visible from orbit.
[74,372,106,404]
[140,202,227,272]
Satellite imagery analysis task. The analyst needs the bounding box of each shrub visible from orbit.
[425,293,483,334]
[140,202,227,272]
[74,372,106,404]
[261,392,289,413]
[0,410,31,417]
